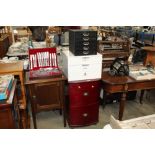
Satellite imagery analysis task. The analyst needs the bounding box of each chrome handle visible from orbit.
[83,37,89,41]
[84,72,87,76]
[83,47,89,50]
[83,92,89,96]
[82,64,89,67]
[83,51,89,55]
[83,113,88,117]
[83,42,89,46]
[83,33,89,37]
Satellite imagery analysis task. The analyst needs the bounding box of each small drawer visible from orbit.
[68,63,102,81]
[68,103,99,127]
[69,81,101,107]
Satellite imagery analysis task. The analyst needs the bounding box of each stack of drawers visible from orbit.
[69,30,97,56]
[62,29,102,127]
[68,81,100,126]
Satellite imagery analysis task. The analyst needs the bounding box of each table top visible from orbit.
[102,72,136,85]
[142,46,155,52]
[102,71,155,85]
[102,72,155,93]
[0,61,24,74]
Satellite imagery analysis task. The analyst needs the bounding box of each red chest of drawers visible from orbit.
[68,80,101,127]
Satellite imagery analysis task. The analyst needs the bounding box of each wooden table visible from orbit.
[102,72,155,120]
[142,46,155,66]
[0,61,28,128]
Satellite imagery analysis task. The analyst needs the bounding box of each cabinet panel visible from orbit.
[69,81,101,107]
[0,105,15,129]
[31,81,62,111]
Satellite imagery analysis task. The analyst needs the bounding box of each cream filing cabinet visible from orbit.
[61,50,102,82]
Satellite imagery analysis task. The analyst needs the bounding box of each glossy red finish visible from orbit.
[68,103,99,127]
[68,80,100,127]
[69,81,101,108]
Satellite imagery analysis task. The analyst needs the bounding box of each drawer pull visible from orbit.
[78,86,81,89]
[82,64,89,67]
[83,42,89,46]
[83,113,88,117]
[92,85,94,88]
[32,95,36,99]
[83,92,89,96]
[83,47,89,50]
[83,37,89,41]
[83,51,89,55]
[83,33,89,37]
[84,72,87,76]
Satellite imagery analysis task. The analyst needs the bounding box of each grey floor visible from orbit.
[30,89,155,129]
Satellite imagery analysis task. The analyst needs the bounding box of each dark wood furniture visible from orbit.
[68,80,100,127]
[102,71,155,121]
[0,79,20,129]
[0,26,13,58]
[98,37,130,70]
[0,61,28,128]
[142,46,155,67]
[25,72,66,129]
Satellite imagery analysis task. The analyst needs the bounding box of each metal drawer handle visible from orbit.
[82,64,89,66]
[78,86,81,89]
[83,42,89,46]
[83,47,89,50]
[83,37,89,41]
[83,113,88,117]
[83,51,89,55]
[83,92,89,96]
[84,72,87,76]
[83,33,89,37]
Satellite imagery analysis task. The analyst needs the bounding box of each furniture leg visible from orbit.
[31,103,37,129]
[59,109,62,115]
[140,90,145,104]
[19,72,27,109]
[20,109,28,128]
[119,92,127,120]
[102,90,107,108]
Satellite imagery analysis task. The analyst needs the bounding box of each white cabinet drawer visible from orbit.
[68,63,102,81]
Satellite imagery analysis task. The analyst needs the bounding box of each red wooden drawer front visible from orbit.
[69,81,101,107]
[68,103,99,127]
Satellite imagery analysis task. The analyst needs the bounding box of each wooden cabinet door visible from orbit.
[0,105,15,129]
[33,81,62,111]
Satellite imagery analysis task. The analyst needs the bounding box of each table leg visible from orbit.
[19,72,27,109]
[20,109,29,128]
[102,90,107,108]
[140,90,145,104]
[119,92,127,121]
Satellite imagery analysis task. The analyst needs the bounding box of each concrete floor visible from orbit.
[30,89,155,129]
